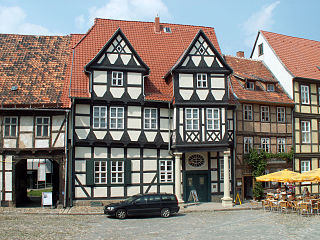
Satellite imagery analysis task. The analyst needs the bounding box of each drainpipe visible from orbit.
[69,98,75,207]
[63,110,70,208]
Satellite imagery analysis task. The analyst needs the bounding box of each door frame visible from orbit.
[183,170,211,202]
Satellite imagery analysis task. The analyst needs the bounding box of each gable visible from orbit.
[173,30,232,72]
[85,28,149,72]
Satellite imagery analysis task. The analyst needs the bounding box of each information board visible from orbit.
[42,192,52,207]
[188,190,199,203]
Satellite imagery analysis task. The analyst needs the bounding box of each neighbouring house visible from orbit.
[251,31,320,194]
[68,17,236,206]
[225,53,294,200]
[0,34,71,207]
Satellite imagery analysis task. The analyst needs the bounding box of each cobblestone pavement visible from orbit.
[1,210,320,240]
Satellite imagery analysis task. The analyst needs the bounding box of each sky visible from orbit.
[0,0,319,57]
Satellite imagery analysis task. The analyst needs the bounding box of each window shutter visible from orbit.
[86,160,94,186]
[125,160,132,185]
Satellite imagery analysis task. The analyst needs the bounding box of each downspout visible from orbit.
[69,98,75,207]
[63,110,70,208]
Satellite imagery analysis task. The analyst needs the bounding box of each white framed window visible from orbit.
[94,161,107,184]
[261,106,270,122]
[301,160,311,173]
[111,161,124,183]
[261,138,270,152]
[185,108,199,130]
[159,160,173,183]
[277,138,286,153]
[112,71,123,86]
[144,108,157,129]
[277,107,285,122]
[207,108,220,130]
[4,117,17,137]
[197,73,207,88]
[243,105,253,121]
[110,107,124,129]
[267,84,275,92]
[244,137,253,154]
[93,106,107,128]
[301,85,310,104]
[246,81,254,90]
[36,117,50,137]
[301,121,311,143]
[219,158,231,180]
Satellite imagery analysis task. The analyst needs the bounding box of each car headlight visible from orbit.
[107,207,115,211]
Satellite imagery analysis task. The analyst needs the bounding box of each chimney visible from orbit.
[236,51,245,58]
[155,16,160,33]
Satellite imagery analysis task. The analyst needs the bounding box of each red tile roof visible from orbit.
[0,34,71,108]
[225,55,294,105]
[260,30,320,80]
[69,18,222,101]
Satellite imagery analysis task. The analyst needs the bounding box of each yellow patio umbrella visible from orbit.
[256,169,301,183]
[291,168,320,182]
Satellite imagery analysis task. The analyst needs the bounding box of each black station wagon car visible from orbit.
[104,193,180,219]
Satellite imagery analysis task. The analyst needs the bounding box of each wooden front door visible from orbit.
[185,172,209,202]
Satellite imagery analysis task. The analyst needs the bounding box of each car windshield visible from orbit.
[122,196,138,203]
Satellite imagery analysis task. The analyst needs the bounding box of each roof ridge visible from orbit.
[261,30,320,43]
[224,54,262,62]
[0,33,68,37]
[72,20,98,49]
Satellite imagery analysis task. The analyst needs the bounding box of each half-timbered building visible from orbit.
[225,53,294,200]
[0,34,71,206]
[69,18,235,206]
[251,31,320,194]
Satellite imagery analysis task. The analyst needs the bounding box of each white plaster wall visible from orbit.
[160,150,171,158]
[143,172,156,183]
[111,148,124,158]
[75,116,90,127]
[127,72,142,85]
[109,131,123,141]
[110,87,125,98]
[94,85,107,97]
[3,139,16,148]
[5,156,12,170]
[52,133,64,147]
[94,187,107,197]
[75,160,86,172]
[5,172,12,191]
[0,155,2,170]
[160,185,173,194]
[76,104,90,114]
[127,131,140,141]
[127,186,140,196]
[144,185,157,193]
[75,187,90,198]
[131,160,140,171]
[19,116,33,132]
[75,147,91,158]
[128,118,141,129]
[211,171,218,181]
[132,173,140,183]
[251,34,294,98]
[160,108,169,117]
[196,90,209,100]
[145,132,157,142]
[52,115,65,131]
[5,193,12,201]
[127,148,140,158]
[127,106,141,117]
[211,77,225,89]
[180,90,193,100]
[143,160,157,171]
[211,183,218,193]
[110,187,124,197]
[160,132,169,143]
[93,131,107,140]
[93,71,107,83]
[127,87,141,99]
[76,174,86,184]
[75,129,90,139]
[143,149,157,158]
[179,73,193,88]
[35,139,49,148]
[211,90,225,100]
[94,147,107,158]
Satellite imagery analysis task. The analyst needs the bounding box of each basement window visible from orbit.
[163,27,171,33]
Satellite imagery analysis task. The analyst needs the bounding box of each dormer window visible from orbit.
[258,43,264,56]
[163,27,171,33]
[267,84,275,92]
[246,81,254,90]
[197,73,207,88]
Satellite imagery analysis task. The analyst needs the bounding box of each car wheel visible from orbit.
[161,208,171,218]
[116,209,127,219]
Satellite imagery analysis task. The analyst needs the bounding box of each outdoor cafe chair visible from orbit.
[292,201,301,213]
[299,203,311,216]
[279,201,288,213]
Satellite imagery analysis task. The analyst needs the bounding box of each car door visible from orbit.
[127,196,148,216]
[147,195,161,215]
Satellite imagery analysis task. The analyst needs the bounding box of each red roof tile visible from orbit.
[261,30,320,80]
[69,18,222,101]
[225,55,294,105]
[0,34,71,108]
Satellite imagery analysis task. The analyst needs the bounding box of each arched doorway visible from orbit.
[14,158,60,207]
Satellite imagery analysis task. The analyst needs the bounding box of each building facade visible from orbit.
[68,18,235,205]
[251,31,320,194]
[0,34,71,207]
[225,54,294,200]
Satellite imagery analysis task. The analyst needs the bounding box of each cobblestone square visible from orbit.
[1,210,320,239]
